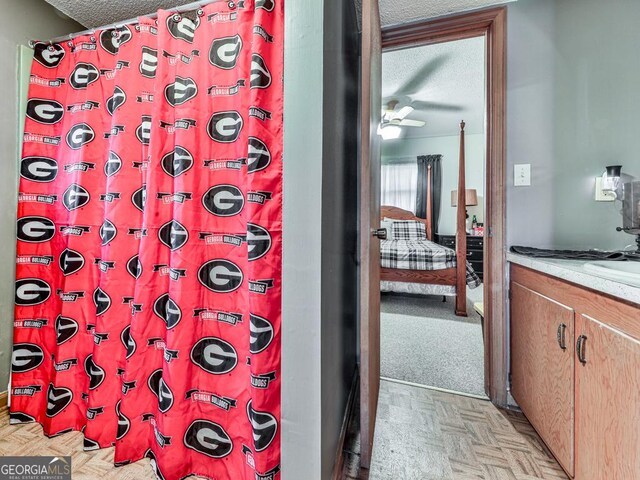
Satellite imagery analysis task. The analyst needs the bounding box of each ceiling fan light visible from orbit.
[379,125,402,140]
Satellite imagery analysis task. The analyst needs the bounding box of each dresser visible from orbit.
[436,234,484,281]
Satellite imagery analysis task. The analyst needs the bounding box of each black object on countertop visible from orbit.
[510,246,640,261]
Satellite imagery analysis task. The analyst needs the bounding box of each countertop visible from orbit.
[507,252,640,306]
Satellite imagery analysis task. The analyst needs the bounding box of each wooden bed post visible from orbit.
[426,164,433,240]
[455,121,468,317]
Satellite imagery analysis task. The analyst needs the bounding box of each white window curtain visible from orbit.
[381,161,418,213]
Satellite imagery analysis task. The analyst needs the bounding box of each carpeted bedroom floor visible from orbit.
[380,288,487,398]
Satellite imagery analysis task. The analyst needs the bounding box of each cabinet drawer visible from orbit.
[468,236,484,248]
[439,236,456,248]
[466,249,483,262]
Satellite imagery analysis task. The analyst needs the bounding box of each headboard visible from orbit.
[380,206,433,240]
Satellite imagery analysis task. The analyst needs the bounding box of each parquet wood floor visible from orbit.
[343,379,568,480]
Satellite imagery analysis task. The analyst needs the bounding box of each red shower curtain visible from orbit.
[12,2,282,479]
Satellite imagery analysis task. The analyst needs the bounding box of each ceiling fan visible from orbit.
[379,55,464,140]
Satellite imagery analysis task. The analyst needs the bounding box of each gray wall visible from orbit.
[282,0,325,477]
[507,0,640,250]
[0,1,82,392]
[320,0,360,478]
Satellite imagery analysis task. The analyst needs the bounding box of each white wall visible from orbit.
[0,0,82,392]
[382,133,486,235]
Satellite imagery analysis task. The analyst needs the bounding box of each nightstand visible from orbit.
[435,234,484,282]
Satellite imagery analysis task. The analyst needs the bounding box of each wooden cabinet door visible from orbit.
[575,314,640,479]
[510,282,575,476]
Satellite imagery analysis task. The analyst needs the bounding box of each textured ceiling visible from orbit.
[45,0,516,29]
[382,35,485,138]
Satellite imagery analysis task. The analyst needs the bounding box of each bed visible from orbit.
[380,122,480,316]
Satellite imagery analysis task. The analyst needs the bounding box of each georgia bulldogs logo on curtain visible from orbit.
[126,255,143,279]
[256,0,276,11]
[207,111,243,143]
[12,343,44,373]
[148,370,174,413]
[247,223,271,261]
[202,185,244,217]
[198,260,243,293]
[250,54,272,89]
[100,26,132,54]
[105,151,123,177]
[33,42,65,68]
[247,400,277,452]
[136,116,152,144]
[190,337,238,374]
[184,420,233,458]
[107,86,127,115]
[66,123,95,150]
[20,157,58,183]
[46,384,73,417]
[56,315,79,345]
[62,184,90,211]
[131,185,147,211]
[15,278,51,306]
[167,13,200,43]
[116,400,130,440]
[121,325,136,359]
[248,137,271,173]
[93,288,112,316]
[161,146,193,177]
[140,47,158,78]
[158,220,189,251]
[250,314,274,354]
[17,216,55,243]
[85,354,106,390]
[153,294,182,329]
[164,76,197,106]
[26,99,64,125]
[69,63,100,89]
[59,248,85,276]
[100,219,117,245]
[209,35,242,69]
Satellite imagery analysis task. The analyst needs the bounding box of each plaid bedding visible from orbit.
[380,239,481,288]
[390,220,427,240]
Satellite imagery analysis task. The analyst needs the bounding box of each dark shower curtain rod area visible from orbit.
[36,0,227,45]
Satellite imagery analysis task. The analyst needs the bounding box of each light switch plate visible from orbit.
[595,177,616,201]
[514,164,531,186]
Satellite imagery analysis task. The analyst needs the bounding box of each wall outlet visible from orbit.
[595,176,616,202]
[514,164,531,186]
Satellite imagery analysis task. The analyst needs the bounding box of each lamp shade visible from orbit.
[451,189,478,207]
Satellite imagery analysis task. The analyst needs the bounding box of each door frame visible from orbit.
[380,7,508,406]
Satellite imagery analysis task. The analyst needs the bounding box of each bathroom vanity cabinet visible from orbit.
[510,264,640,479]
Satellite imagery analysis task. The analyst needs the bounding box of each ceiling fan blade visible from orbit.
[410,100,464,112]
[392,105,414,120]
[396,55,449,96]
[398,119,426,127]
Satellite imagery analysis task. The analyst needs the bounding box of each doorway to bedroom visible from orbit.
[378,35,487,398]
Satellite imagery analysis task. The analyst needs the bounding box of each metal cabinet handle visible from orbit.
[372,228,387,240]
[576,335,587,364]
[557,323,567,350]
